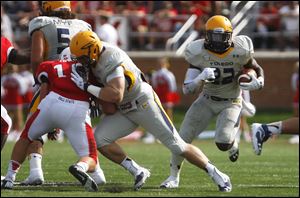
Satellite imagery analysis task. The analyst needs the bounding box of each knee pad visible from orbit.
[215,142,234,151]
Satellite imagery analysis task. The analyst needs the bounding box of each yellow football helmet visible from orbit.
[69,31,103,66]
[42,1,71,12]
[205,15,233,54]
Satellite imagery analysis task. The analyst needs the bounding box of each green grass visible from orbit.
[1,109,299,197]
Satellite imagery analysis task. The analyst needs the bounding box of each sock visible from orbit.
[170,154,184,178]
[266,121,282,135]
[29,153,42,172]
[76,161,89,172]
[120,157,141,176]
[205,161,216,177]
[6,160,21,181]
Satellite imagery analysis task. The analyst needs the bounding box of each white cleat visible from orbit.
[134,168,151,191]
[160,175,179,188]
[1,176,5,181]
[21,174,44,186]
[211,168,232,192]
[88,168,106,185]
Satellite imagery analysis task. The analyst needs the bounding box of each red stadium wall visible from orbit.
[130,52,299,110]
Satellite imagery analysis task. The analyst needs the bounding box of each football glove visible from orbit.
[47,128,60,141]
[89,96,102,118]
[197,67,216,82]
[240,75,264,91]
[71,63,90,91]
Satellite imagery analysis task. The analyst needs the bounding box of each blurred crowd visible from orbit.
[2,1,298,52]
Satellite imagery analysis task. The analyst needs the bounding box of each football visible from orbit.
[238,68,257,84]
[96,98,117,115]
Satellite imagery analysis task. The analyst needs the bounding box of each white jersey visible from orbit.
[184,35,254,98]
[28,16,91,60]
[91,42,149,107]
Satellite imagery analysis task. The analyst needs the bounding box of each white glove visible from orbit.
[196,67,216,82]
[240,75,264,91]
[71,65,90,91]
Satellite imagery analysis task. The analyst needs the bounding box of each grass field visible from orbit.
[1,109,299,197]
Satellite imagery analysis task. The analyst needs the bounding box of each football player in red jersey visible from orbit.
[1,36,30,180]
[1,60,98,192]
[23,1,91,185]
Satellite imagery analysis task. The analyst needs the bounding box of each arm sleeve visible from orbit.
[182,67,202,95]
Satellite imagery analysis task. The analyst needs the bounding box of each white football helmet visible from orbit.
[59,47,72,61]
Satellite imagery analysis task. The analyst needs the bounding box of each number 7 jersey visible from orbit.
[184,35,254,98]
[28,16,91,60]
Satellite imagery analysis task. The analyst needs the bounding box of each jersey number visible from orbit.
[54,64,66,78]
[57,28,70,54]
[212,67,234,85]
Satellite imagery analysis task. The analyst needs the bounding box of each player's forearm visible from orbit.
[182,79,203,95]
[86,84,123,104]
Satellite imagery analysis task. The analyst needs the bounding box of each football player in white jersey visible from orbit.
[19,1,92,185]
[70,31,232,192]
[160,15,265,188]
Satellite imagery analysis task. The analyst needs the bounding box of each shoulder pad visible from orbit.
[184,39,205,65]
[75,19,92,30]
[103,49,124,75]
[234,35,254,55]
[28,16,53,36]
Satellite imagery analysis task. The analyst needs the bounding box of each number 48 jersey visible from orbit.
[184,35,254,98]
[28,16,91,60]
[36,60,90,101]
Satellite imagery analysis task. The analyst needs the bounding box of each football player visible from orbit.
[22,1,91,185]
[1,59,99,192]
[70,31,232,192]
[252,117,299,155]
[160,15,265,188]
[1,36,30,180]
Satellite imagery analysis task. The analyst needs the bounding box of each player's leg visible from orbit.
[215,101,242,162]
[160,96,214,188]
[1,105,12,151]
[131,96,231,192]
[94,111,150,190]
[251,117,299,155]
[62,101,99,192]
[2,106,52,189]
[21,91,45,185]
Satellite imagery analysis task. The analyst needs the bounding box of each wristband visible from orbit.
[87,84,102,98]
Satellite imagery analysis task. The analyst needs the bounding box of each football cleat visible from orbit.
[69,165,98,192]
[88,167,106,185]
[134,168,151,191]
[1,176,5,181]
[210,168,232,192]
[251,123,271,155]
[21,171,44,185]
[228,141,239,162]
[1,179,14,189]
[160,175,179,188]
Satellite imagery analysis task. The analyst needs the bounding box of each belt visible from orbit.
[204,94,235,101]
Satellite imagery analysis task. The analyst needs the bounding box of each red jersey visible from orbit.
[1,36,14,69]
[36,60,90,101]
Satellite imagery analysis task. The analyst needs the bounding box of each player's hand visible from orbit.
[71,64,90,91]
[240,75,264,90]
[198,68,216,81]
[47,128,60,141]
[89,97,102,118]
